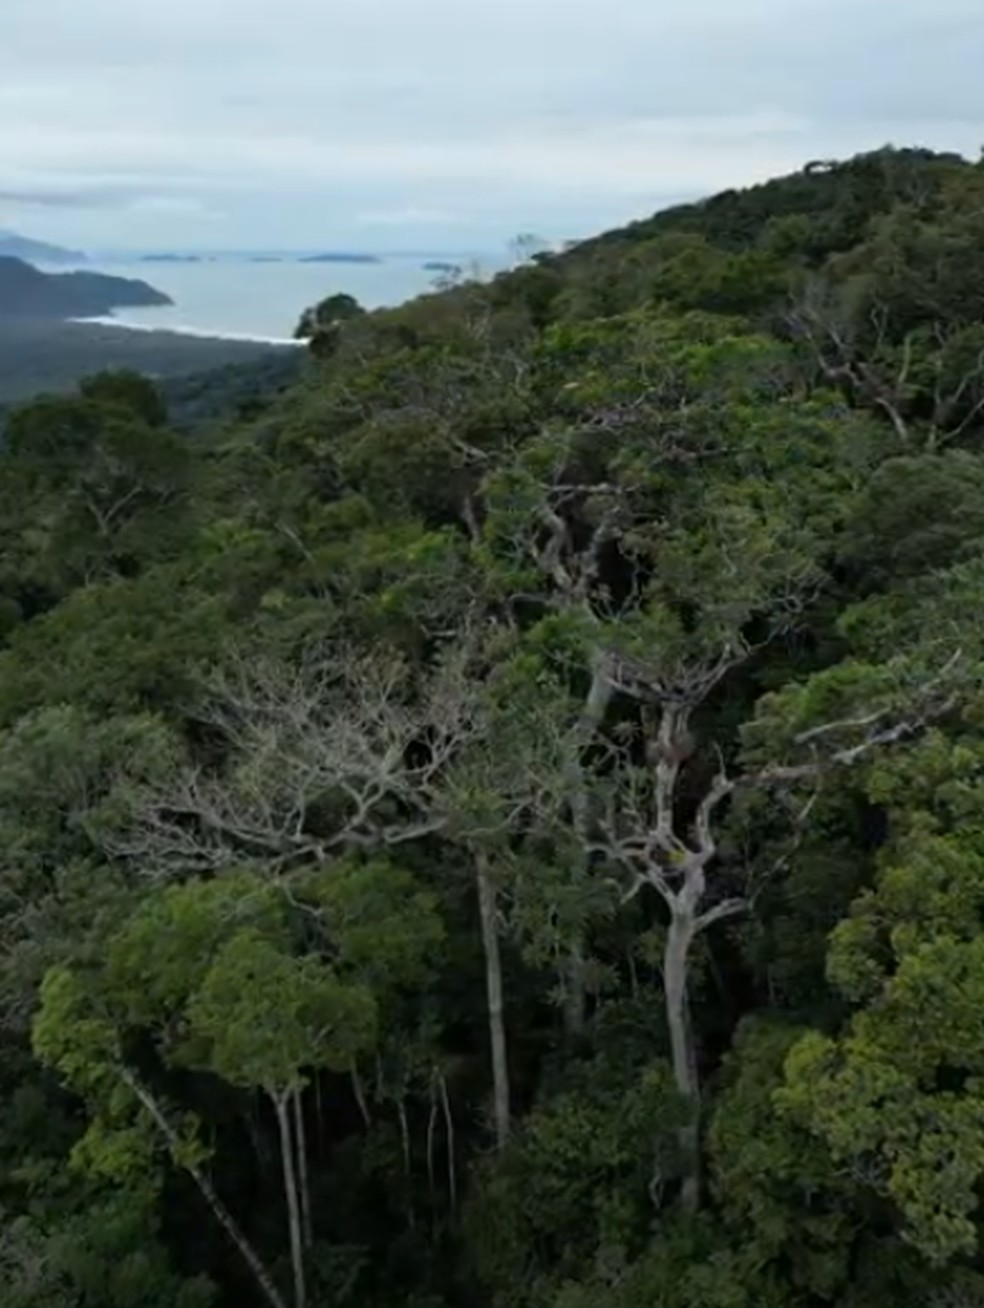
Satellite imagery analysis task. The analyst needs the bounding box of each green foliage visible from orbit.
[0,388,193,594]
[0,564,231,719]
[301,856,445,994]
[8,144,984,1308]
[295,292,366,354]
[708,1019,858,1298]
[188,929,377,1091]
[466,1057,685,1308]
[0,1197,215,1308]
[780,737,984,1264]
[0,318,290,406]
[79,369,169,427]
[839,452,984,587]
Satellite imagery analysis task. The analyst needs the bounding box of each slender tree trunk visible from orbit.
[475,850,510,1148]
[244,1094,275,1174]
[563,942,587,1037]
[627,945,640,1000]
[350,1065,372,1129]
[397,1096,416,1229]
[426,1094,437,1200]
[273,1091,306,1308]
[119,1066,289,1308]
[398,1097,412,1181]
[663,910,700,1212]
[560,654,614,1038]
[314,1071,324,1156]
[292,1089,313,1249]
[439,1072,457,1213]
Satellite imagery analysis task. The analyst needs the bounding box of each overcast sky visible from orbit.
[1,0,981,252]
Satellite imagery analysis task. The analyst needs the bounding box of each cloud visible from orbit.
[126,196,221,217]
[358,207,466,228]
[0,187,129,210]
[0,0,980,248]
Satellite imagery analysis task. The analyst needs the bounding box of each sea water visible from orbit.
[70,254,489,343]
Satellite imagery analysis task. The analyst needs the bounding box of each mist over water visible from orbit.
[68,254,488,342]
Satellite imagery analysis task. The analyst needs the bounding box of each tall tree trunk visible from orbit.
[350,1065,372,1128]
[426,1094,437,1200]
[475,850,510,1148]
[273,1091,306,1308]
[397,1096,416,1229]
[663,910,700,1212]
[244,1093,275,1174]
[314,1071,325,1156]
[560,654,614,1038]
[563,941,587,1037]
[439,1072,457,1213]
[119,1066,288,1308]
[292,1089,313,1249]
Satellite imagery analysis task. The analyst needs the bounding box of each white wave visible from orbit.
[70,316,303,347]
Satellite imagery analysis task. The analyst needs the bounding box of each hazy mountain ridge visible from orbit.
[0,229,87,264]
[0,255,172,321]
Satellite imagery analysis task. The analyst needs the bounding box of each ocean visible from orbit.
[73,254,485,343]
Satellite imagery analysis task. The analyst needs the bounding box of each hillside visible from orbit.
[5,146,984,1308]
[0,255,170,319]
[0,317,299,408]
[0,228,87,264]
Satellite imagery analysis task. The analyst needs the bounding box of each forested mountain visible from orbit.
[0,255,171,320]
[0,318,300,409]
[5,145,984,1308]
[0,230,87,265]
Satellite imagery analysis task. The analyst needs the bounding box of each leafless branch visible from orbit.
[107,640,488,879]
[694,898,748,932]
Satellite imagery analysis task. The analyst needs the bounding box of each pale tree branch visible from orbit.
[107,638,489,879]
[694,898,749,933]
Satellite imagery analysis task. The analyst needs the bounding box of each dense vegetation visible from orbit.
[4,146,984,1308]
[0,320,298,409]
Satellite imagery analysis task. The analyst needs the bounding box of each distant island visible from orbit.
[299,252,381,264]
[140,254,203,264]
[0,230,87,265]
[249,255,284,263]
[422,260,460,273]
[0,256,172,320]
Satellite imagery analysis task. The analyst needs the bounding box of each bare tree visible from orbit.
[110,641,483,878]
[789,278,984,451]
[595,654,961,1211]
[481,414,968,1207]
[508,232,550,267]
[110,634,530,1152]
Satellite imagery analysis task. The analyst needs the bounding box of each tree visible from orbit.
[79,369,169,427]
[0,390,191,589]
[188,930,376,1308]
[11,141,984,1308]
[33,863,440,1308]
[107,637,533,1153]
[295,294,366,357]
[508,233,550,268]
[780,729,984,1263]
[33,955,291,1308]
[476,313,966,1207]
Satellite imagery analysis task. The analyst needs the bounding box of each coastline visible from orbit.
[71,315,304,348]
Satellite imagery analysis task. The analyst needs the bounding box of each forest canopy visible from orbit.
[3,146,984,1308]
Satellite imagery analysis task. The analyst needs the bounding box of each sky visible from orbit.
[0,0,982,253]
